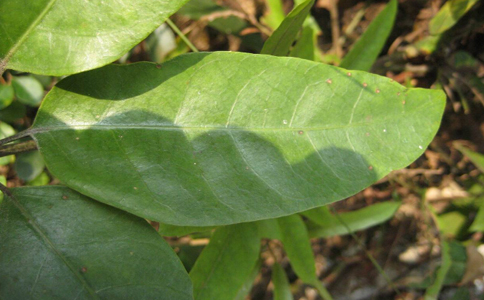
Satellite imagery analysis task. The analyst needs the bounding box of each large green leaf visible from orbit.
[0,186,192,300]
[261,0,315,56]
[0,0,189,76]
[189,223,260,300]
[28,52,444,226]
[339,0,398,71]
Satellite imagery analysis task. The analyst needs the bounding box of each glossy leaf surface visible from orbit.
[0,186,192,300]
[189,223,260,300]
[0,0,189,75]
[339,0,398,71]
[31,52,445,226]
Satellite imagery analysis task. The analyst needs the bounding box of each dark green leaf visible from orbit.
[339,0,398,71]
[0,186,192,300]
[12,75,44,106]
[189,222,260,300]
[0,100,26,122]
[14,151,45,181]
[261,0,315,56]
[272,263,293,300]
[304,201,401,238]
[0,0,190,76]
[30,52,445,226]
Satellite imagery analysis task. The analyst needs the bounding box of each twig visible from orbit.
[0,140,38,157]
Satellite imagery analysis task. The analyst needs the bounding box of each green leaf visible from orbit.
[304,201,401,238]
[424,240,451,300]
[12,75,44,106]
[0,186,192,300]
[261,0,315,56]
[277,214,333,299]
[189,222,260,300]
[277,215,317,284]
[30,52,445,226]
[289,25,316,61]
[14,151,46,181]
[0,0,190,76]
[262,0,286,30]
[429,0,479,35]
[0,122,16,165]
[339,0,398,71]
[272,263,293,300]
[234,259,262,300]
[0,84,14,109]
[454,142,484,173]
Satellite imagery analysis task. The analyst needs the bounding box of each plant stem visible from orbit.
[166,19,199,53]
[0,140,38,157]
[0,130,33,147]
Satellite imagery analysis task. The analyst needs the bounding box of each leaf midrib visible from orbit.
[30,119,392,134]
[0,0,58,72]
[7,196,100,299]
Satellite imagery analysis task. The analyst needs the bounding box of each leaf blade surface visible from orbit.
[31,52,445,226]
[0,186,192,300]
[0,0,189,75]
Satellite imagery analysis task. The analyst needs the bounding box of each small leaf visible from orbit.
[234,259,262,300]
[30,52,445,226]
[424,240,451,300]
[0,84,14,109]
[272,262,293,300]
[0,0,190,76]
[261,0,315,56]
[0,186,193,300]
[190,222,260,300]
[454,142,484,173]
[158,223,215,237]
[277,215,317,284]
[304,201,401,238]
[11,76,44,106]
[14,151,45,182]
[429,0,479,35]
[340,0,398,71]
[290,25,316,61]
